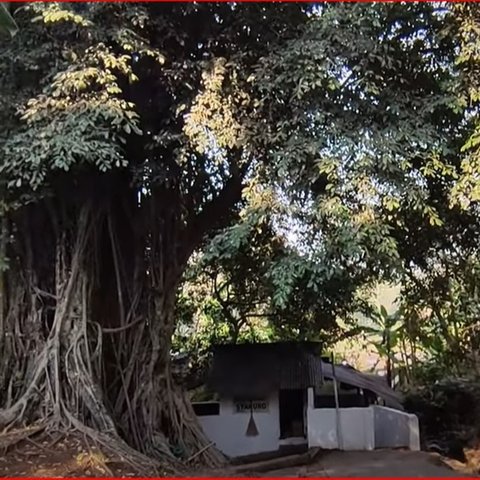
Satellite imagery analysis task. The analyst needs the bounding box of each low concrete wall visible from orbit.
[306,388,420,451]
[373,405,420,451]
[306,388,375,450]
[195,393,280,458]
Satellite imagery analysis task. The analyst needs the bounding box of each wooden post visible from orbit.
[331,352,343,450]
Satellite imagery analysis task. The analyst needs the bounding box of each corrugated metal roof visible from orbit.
[207,342,403,411]
[208,342,323,397]
[321,362,404,410]
[279,354,319,389]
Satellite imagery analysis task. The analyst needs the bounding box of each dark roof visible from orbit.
[207,342,323,397]
[207,341,404,410]
[321,362,404,411]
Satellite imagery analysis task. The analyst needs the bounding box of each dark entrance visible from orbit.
[279,389,305,438]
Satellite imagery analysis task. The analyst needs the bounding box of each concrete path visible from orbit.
[262,450,473,477]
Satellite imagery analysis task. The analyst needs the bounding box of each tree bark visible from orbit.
[0,165,244,468]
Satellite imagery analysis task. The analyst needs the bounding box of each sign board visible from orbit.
[234,400,268,413]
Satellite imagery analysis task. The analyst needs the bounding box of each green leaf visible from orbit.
[0,3,18,38]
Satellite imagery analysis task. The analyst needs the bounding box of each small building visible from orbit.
[192,342,419,459]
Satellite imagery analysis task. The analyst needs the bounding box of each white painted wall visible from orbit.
[196,389,420,456]
[306,388,419,451]
[196,393,280,458]
[340,407,375,450]
[306,388,374,450]
[373,405,420,451]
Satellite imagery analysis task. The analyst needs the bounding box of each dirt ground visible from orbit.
[0,436,477,478]
[0,434,142,477]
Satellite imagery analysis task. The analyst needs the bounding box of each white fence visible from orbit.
[306,388,419,451]
[372,405,420,450]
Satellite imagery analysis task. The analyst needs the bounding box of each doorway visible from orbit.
[279,389,305,439]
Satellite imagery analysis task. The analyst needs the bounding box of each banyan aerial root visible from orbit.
[0,201,224,471]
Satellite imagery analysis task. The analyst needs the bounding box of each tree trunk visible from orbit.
[386,330,392,388]
[116,189,224,465]
[0,168,240,469]
[129,293,223,464]
[0,207,216,471]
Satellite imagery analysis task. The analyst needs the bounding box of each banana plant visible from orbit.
[361,305,403,388]
[0,3,18,39]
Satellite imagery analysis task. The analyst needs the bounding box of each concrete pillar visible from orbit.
[408,414,421,451]
[307,387,314,409]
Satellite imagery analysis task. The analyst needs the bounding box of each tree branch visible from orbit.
[181,158,248,261]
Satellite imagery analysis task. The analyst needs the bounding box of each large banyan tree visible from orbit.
[0,1,472,471]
